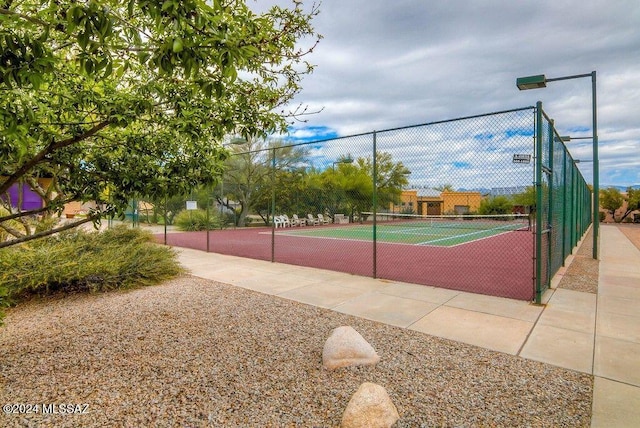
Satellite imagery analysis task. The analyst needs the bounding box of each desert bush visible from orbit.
[174,209,225,231]
[477,196,514,216]
[34,216,60,234]
[0,226,184,323]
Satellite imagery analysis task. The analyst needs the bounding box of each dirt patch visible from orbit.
[557,224,640,294]
[558,228,598,294]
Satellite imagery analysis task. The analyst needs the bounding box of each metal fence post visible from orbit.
[535,102,544,304]
[206,195,210,252]
[562,150,568,263]
[271,146,276,262]
[547,119,555,274]
[591,71,599,259]
[372,131,377,279]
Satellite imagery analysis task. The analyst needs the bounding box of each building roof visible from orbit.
[416,188,441,197]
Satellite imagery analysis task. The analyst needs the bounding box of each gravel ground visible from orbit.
[557,224,640,294]
[1,276,592,427]
[557,227,599,294]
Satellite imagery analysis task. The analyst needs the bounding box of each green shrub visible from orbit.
[174,209,226,231]
[478,196,514,216]
[34,216,60,234]
[599,211,606,222]
[0,226,184,323]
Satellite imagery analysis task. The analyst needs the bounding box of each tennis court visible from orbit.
[156,105,590,303]
[274,213,531,247]
[158,215,535,300]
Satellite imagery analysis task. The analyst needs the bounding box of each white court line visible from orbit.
[263,224,527,247]
[416,226,527,246]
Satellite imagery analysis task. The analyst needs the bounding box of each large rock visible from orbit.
[322,326,380,370]
[341,382,399,428]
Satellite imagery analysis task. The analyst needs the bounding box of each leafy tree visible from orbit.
[477,196,514,216]
[358,152,411,211]
[286,167,332,220]
[336,163,373,221]
[598,186,640,223]
[223,138,309,226]
[142,194,185,226]
[321,151,409,222]
[0,0,320,247]
[272,168,309,217]
[221,147,409,225]
[599,187,624,222]
[302,166,347,220]
[620,188,640,222]
[512,186,537,208]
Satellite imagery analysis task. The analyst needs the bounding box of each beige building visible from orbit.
[391,189,483,215]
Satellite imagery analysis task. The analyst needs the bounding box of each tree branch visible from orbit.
[0,8,49,26]
[0,120,111,195]
[0,215,98,249]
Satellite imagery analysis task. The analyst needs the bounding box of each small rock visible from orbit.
[322,326,380,370]
[341,382,399,428]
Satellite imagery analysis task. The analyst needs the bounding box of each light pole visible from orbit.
[516,71,598,259]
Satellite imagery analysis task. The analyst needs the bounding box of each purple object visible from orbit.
[4,183,43,211]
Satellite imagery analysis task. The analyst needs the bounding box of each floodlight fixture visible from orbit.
[554,136,571,142]
[516,74,547,90]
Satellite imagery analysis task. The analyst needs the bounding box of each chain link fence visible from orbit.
[160,105,591,302]
[537,103,592,302]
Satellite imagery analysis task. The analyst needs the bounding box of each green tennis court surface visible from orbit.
[276,215,530,247]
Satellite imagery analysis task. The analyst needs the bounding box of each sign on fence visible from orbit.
[512,154,531,164]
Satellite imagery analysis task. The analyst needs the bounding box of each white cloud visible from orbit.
[253,0,640,186]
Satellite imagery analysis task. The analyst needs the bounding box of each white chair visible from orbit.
[281,214,291,227]
[291,214,303,226]
[317,213,329,225]
[306,213,319,226]
[274,216,283,228]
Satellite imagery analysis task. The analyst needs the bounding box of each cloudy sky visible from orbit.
[251,0,640,187]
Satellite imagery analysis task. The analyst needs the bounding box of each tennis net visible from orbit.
[360,212,531,232]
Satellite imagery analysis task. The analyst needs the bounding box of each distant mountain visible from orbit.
[455,184,640,194]
[601,184,640,191]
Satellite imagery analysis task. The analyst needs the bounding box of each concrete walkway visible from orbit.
[176,224,640,427]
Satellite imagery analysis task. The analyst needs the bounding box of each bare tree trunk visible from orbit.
[237,203,248,227]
